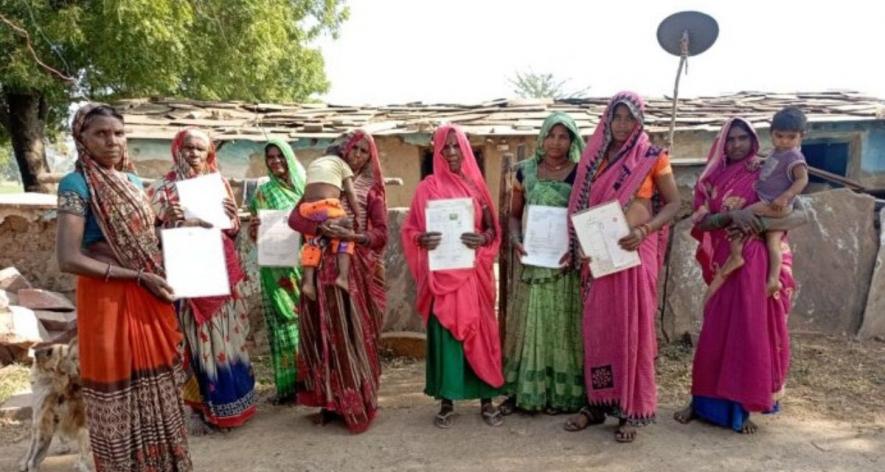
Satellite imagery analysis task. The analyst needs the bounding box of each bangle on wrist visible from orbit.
[136,269,143,286]
[104,263,112,282]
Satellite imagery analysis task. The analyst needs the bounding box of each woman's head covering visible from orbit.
[72,103,164,274]
[568,91,662,212]
[334,129,386,202]
[264,138,306,191]
[169,128,217,180]
[534,111,584,163]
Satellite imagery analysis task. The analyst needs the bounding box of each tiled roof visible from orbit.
[115,91,885,142]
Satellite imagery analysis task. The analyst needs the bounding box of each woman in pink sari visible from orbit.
[674,118,808,433]
[563,92,681,442]
[402,124,505,429]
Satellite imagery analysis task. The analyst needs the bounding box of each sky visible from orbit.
[315,0,885,105]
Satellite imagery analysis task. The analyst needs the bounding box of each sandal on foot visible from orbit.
[563,407,605,432]
[498,397,517,416]
[481,405,504,427]
[615,425,637,443]
[434,409,455,429]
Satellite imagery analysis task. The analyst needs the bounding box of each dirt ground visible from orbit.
[1,333,883,472]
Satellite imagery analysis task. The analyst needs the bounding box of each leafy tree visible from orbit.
[509,69,589,100]
[0,0,348,191]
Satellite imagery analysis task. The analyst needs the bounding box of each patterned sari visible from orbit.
[504,112,585,412]
[59,104,191,471]
[287,130,387,433]
[567,92,670,425]
[148,128,256,428]
[689,118,793,430]
[248,138,307,399]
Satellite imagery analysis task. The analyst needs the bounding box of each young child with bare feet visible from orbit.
[715,107,809,296]
[299,153,360,300]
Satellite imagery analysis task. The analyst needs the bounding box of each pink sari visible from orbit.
[401,124,504,388]
[567,92,668,424]
[690,118,793,414]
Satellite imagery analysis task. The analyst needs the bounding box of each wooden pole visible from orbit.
[497,153,513,348]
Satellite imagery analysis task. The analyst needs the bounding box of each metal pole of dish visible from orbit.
[668,31,689,149]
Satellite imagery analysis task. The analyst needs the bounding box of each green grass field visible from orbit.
[0,181,23,194]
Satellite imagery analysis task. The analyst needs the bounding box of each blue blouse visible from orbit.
[57,171,144,246]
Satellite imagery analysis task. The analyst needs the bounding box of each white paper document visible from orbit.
[425,198,475,271]
[162,227,231,298]
[175,172,233,230]
[257,209,301,267]
[570,200,641,278]
[521,205,569,268]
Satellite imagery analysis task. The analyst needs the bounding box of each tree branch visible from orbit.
[0,13,75,83]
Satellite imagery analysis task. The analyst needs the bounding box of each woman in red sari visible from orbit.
[287,130,387,433]
[674,118,808,433]
[401,124,504,429]
[564,92,681,442]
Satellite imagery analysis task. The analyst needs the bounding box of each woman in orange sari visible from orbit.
[56,104,191,471]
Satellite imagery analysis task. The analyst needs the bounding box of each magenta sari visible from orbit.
[567,92,669,425]
[689,118,793,430]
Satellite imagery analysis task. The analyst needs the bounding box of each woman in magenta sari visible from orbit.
[287,130,386,433]
[563,92,681,442]
[674,117,808,433]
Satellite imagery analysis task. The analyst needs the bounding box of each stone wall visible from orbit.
[660,189,881,340]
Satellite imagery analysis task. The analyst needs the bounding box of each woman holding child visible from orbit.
[674,115,810,434]
[287,130,387,433]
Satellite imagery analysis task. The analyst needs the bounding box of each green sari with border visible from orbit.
[503,112,586,412]
[248,138,307,398]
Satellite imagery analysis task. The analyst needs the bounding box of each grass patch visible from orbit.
[0,364,30,405]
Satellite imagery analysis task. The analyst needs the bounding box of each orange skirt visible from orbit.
[77,276,192,471]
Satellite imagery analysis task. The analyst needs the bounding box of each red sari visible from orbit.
[288,130,386,433]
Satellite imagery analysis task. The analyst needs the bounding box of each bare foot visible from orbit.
[302,282,317,301]
[615,420,637,443]
[334,274,349,292]
[767,277,782,297]
[740,419,758,434]
[673,405,695,424]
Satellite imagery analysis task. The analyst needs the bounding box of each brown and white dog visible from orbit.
[18,339,93,472]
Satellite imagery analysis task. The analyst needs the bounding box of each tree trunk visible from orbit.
[3,91,52,193]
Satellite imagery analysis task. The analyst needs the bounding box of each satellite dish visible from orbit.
[656,11,719,147]
[657,11,719,57]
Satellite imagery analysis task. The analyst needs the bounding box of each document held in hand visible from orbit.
[257,209,301,267]
[425,197,475,271]
[521,205,569,268]
[570,200,641,278]
[175,172,233,230]
[162,227,231,298]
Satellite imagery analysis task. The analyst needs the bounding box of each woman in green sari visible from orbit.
[500,112,586,415]
[249,138,307,404]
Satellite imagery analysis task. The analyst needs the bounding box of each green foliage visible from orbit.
[509,69,590,99]
[0,0,349,139]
